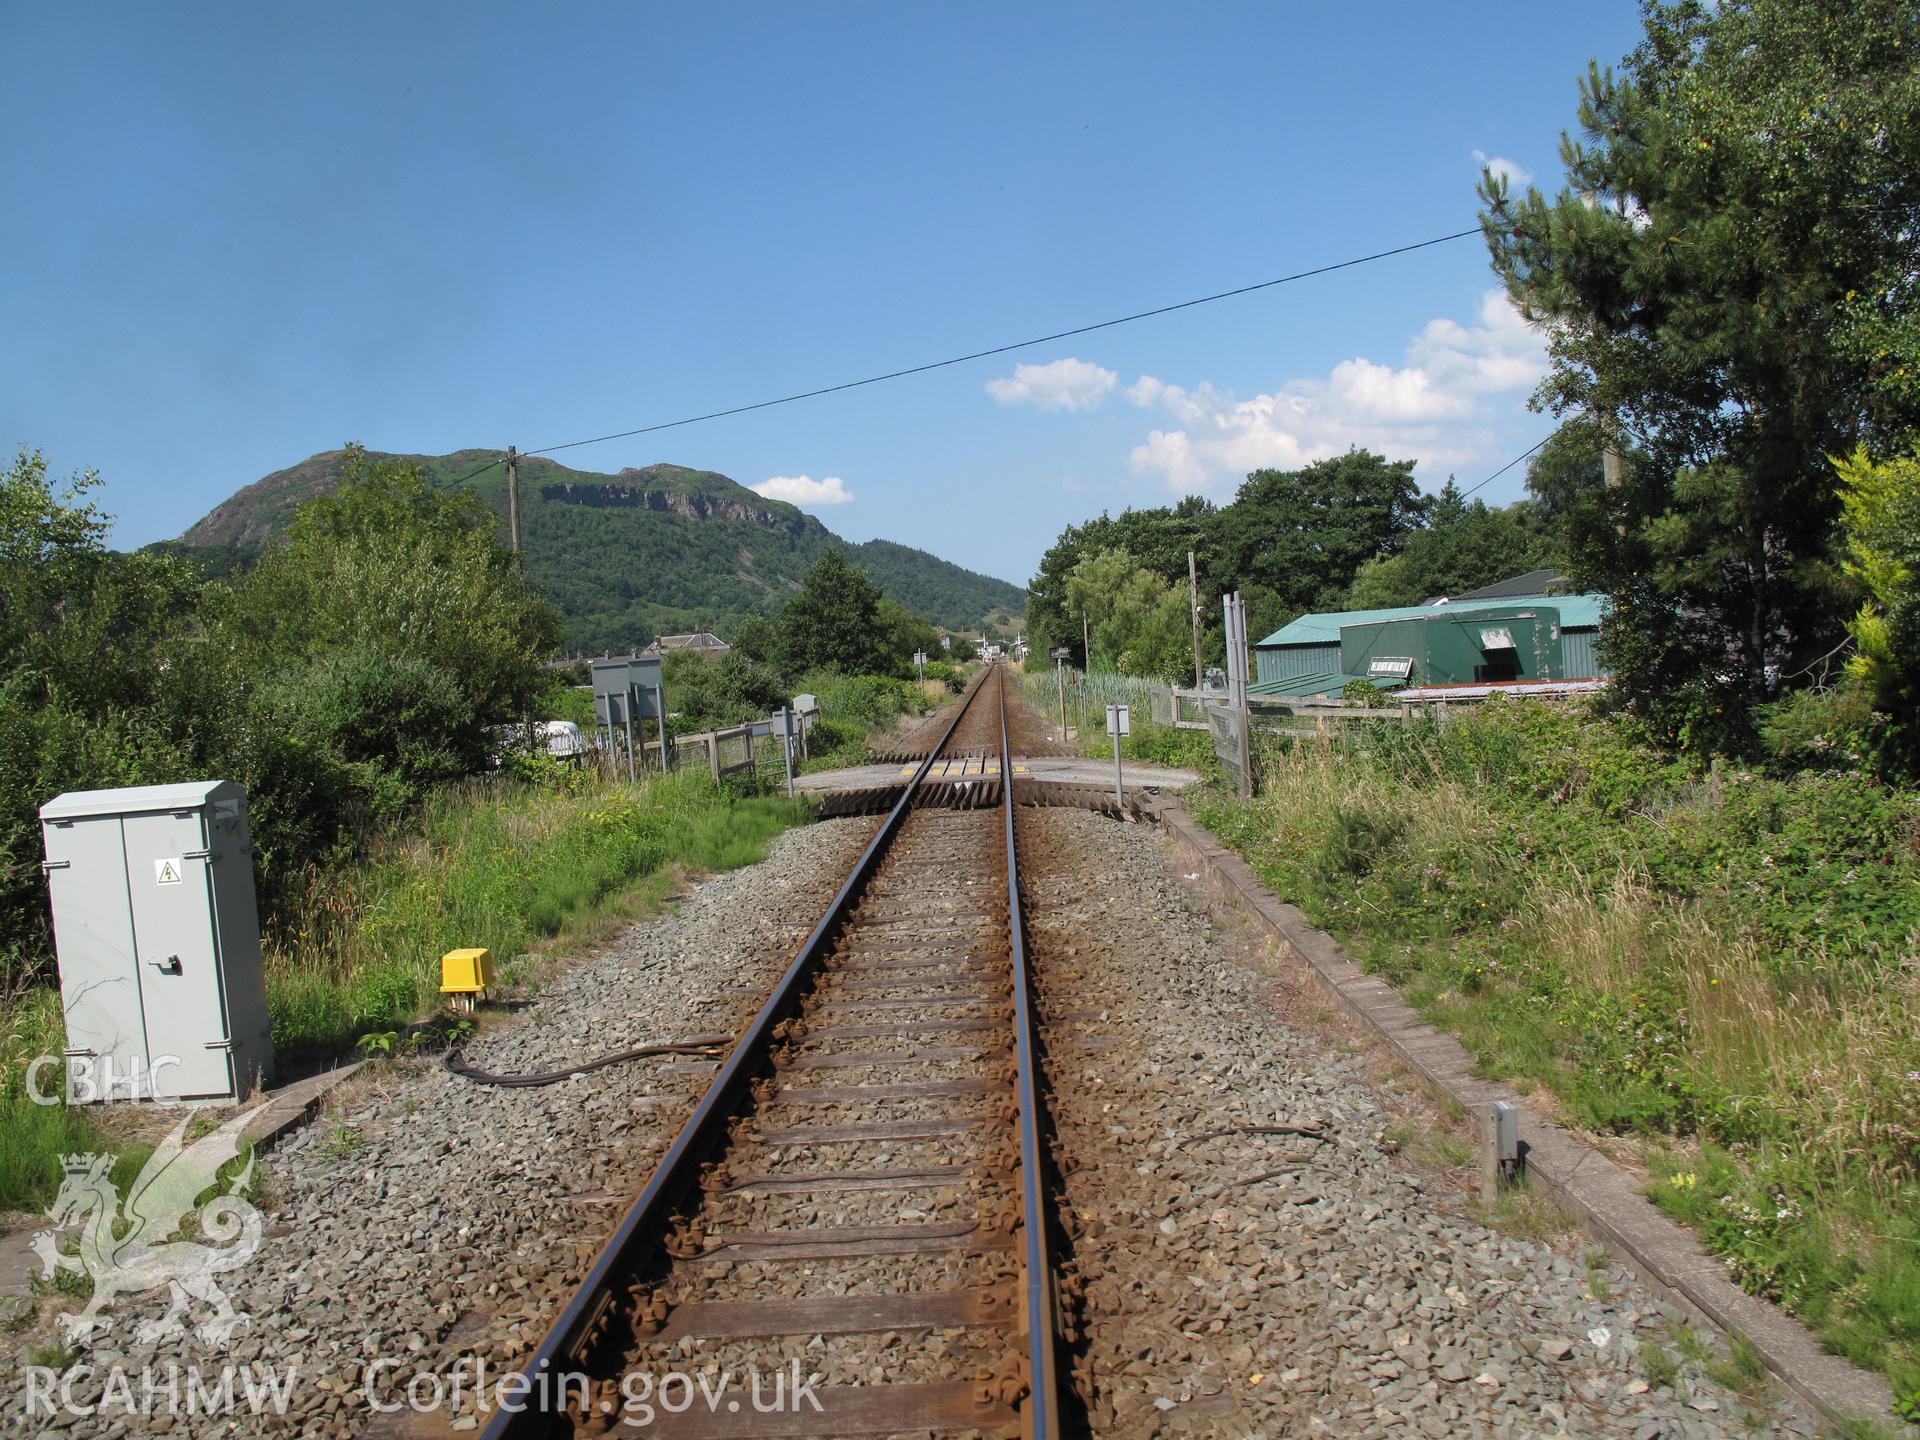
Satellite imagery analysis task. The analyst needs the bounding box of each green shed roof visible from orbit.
[1248,669,1405,699]
[1256,593,1610,648]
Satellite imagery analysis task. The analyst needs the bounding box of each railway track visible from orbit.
[485,664,1073,1439]
[870,667,1073,763]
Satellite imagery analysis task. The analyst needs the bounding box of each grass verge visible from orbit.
[265,768,805,1057]
[793,668,939,773]
[1185,698,1920,1415]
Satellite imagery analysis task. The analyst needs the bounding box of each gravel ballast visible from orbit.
[1024,805,1813,1438]
[7,802,1820,1439]
[5,817,875,1438]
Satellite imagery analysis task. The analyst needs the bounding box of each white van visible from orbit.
[536,720,587,759]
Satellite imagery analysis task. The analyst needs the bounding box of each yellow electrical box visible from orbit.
[440,947,492,996]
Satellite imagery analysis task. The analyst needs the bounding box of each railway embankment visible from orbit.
[1180,696,1920,1422]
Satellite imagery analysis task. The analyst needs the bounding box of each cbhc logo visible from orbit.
[26,1054,184,1105]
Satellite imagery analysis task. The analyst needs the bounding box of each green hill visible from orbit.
[163,449,1026,653]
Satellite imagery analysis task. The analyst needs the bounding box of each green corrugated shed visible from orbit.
[1340,604,1562,686]
[1561,627,1609,678]
[1256,593,1609,647]
[1258,645,1341,684]
[1254,590,1611,685]
[1248,669,1399,699]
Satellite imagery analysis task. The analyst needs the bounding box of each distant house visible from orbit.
[639,631,731,660]
[1250,572,1610,699]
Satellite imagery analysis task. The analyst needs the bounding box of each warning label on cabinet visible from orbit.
[154,858,182,886]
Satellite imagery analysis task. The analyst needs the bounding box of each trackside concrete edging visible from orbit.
[1148,800,1898,1430]
[241,1059,366,1154]
[0,1061,363,1304]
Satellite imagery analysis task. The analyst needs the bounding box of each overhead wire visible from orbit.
[429,225,1503,492]
[516,228,1484,459]
[434,454,509,490]
[1454,429,1557,502]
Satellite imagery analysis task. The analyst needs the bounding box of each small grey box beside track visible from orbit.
[40,779,274,1103]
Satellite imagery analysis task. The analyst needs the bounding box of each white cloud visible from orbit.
[1123,289,1548,497]
[1473,148,1532,188]
[751,474,855,506]
[985,356,1118,412]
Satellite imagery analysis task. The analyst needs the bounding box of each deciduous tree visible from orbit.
[779,549,886,675]
[1343,483,1557,609]
[1065,548,1194,680]
[1212,450,1429,615]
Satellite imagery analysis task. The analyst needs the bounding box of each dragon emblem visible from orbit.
[33,1106,265,1349]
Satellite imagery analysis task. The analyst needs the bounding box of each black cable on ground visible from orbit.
[442,1035,732,1087]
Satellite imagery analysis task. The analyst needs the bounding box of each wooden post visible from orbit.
[706,732,720,784]
[506,445,520,554]
[1603,415,1627,540]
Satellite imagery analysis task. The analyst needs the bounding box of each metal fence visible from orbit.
[1147,684,1216,730]
[581,714,808,787]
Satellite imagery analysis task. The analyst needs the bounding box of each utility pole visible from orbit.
[1601,414,1626,538]
[506,445,520,554]
[1188,548,1203,691]
[507,443,529,750]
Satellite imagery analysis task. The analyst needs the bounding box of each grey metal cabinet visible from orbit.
[39,780,275,1103]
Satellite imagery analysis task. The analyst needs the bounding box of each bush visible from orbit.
[920,659,965,693]
[1114,724,1214,769]
[1758,685,1888,773]
[1312,804,1405,880]
[661,649,789,734]
[799,669,928,728]
[1341,679,1387,707]
[0,445,564,982]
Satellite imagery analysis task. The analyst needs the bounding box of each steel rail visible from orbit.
[1000,669,1068,1438]
[480,667,1006,1439]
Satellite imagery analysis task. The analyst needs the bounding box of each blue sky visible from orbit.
[1,3,1646,585]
